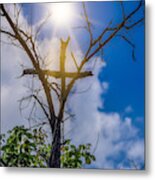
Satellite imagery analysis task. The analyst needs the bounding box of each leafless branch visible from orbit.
[92,133,100,154]
[18,95,33,116]
[82,2,93,45]
[84,1,143,62]
[32,94,50,120]
[0,38,23,50]
[120,1,125,20]
[71,52,79,70]
[29,121,48,129]
[48,83,60,101]
[117,34,136,61]
[125,17,144,30]
[34,13,51,41]
[0,29,16,38]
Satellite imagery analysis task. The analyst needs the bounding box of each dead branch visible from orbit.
[125,17,144,30]
[120,1,125,20]
[117,34,136,61]
[82,2,93,45]
[32,94,50,120]
[0,29,16,38]
[71,52,79,70]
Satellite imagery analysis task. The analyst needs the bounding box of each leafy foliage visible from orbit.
[61,140,96,168]
[0,126,50,167]
[0,126,95,168]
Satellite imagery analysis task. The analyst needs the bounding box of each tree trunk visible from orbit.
[49,119,61,168]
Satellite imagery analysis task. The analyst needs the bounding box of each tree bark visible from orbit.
[49,118,61,168]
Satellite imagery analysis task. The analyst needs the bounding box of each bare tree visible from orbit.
[0,1,144,168]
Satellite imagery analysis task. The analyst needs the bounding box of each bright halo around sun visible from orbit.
[50,3,74,27]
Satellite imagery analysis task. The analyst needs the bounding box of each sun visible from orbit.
[50,3,74,27]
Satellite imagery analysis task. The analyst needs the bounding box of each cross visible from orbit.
[22,37,93,100]
[22,37,93,146]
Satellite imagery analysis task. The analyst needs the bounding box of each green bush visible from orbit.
[0,126,95,168]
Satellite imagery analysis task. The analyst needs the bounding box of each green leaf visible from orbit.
[85,157,91,164]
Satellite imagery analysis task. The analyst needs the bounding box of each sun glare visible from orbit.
[50,3,74,27]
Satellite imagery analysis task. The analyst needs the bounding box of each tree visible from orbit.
[0,1,144,168]
[0,126,95,168]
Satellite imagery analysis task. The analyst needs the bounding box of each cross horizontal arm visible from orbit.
[22,69,93,79]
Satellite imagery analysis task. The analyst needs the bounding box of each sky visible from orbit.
[1,1,145,169]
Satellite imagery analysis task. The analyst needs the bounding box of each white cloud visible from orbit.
[65,58,144,169]
[1,5,38,133]
[128,140,144,161]
[101,82,109,93]
[1,44,29,133]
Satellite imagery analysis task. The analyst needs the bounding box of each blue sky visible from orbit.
[1,1,145,169]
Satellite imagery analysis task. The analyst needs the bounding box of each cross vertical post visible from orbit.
[60,37,70,100]
[59,37,70,147]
